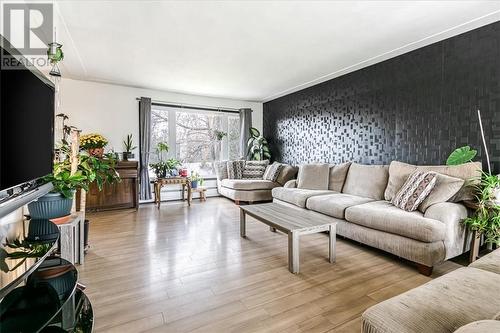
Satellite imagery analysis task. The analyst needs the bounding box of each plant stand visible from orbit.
[190,187,207,202]
[56,211,85,265]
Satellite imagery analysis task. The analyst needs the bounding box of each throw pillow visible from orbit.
[242,160,269,179]
[297,163,330,190]
[392,171,437,212]
[214,161,228,180]
[227,160,245,179]
[328,162,352,191]
[263,162,285,182]
[384,161,481,202]
[275,164,298,185]
[418,173,464,212]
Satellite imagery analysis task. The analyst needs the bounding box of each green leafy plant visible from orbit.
[1,239,54,272]
[463,172,500,246]
[247,127,271,161]
[149,142,180,178]
[213,130,227,141]
[190,172,203,183]
[446,146,477,165]
[123,134,137,153]
[44,144,120,198]
[43,170,87,199]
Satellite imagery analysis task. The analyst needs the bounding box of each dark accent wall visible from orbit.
[263,21,500,172]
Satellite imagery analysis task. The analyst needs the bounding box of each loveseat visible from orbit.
[272,161,481,275]
[216,160,297,204]
[362,248,500,333]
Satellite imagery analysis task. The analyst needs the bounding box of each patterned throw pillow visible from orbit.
[242,160,269,179]
[263,162,285,182]
[227,160,245,179]
[392,171,437,212]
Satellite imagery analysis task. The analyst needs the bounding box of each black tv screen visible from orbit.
[0,45,54,191]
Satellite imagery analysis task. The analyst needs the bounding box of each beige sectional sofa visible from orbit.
[272,161,481,275]
[362,248,500,333]
[216,161,297,204]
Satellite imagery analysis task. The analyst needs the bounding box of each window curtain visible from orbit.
[239,108,252,160]
[139,97,152,200]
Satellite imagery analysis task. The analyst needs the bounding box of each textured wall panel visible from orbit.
[263,22,500,172]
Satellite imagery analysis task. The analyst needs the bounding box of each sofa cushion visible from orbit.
[392,171,437,212]
[242,160,269,179]
[275,164,298,186]
[306,193,374,219]
[328,162,352,191]
[345,201,446,242]
[469,248,500,275]
[263,162,285,182]
[214,161,228,180]
[342,163,389,200]
[220,179,279,191]
[384,161,481,202]
[362,267,500,333]
[454,320,500,333]
[271,187,335,208]
[297,163,330,190]
[418,174,464,213]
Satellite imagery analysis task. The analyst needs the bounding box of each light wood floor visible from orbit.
[79,198,462,333]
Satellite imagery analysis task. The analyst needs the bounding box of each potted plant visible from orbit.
[462,172,500,249]
[447,145,500,250]
[28,167,88,220]
[122,134,137,161]
[80,133,108,158]
[28,145,120,220]
[149,142,180,178]
[247,127,271,161]
[190,172,203,189]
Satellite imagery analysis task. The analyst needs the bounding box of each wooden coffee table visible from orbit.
[239,203,337,274]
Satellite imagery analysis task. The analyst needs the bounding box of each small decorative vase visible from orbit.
[88,147,104,158]
[191,180,198,189]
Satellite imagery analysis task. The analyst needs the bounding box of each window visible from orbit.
[150,106,241,177]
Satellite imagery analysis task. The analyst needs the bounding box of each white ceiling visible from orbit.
[52,1,500,102]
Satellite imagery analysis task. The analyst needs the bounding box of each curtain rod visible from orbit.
[136,98,250,114]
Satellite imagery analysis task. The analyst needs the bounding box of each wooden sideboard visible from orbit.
[78,160,139,211]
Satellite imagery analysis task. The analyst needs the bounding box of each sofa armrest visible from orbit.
[424,202,469,260]
[283,179,297,188]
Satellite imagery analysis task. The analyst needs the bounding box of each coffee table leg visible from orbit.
[288,232,299,274]
[329,224,336,263]
[270,227,276,232]
[240,209,246,238]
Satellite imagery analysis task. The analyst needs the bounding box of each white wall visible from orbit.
[59,78,263,155]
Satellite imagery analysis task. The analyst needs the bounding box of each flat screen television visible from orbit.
[0,39,54,192]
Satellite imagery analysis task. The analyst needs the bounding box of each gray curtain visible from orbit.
[239,108,252,160]
[139,97,152,200]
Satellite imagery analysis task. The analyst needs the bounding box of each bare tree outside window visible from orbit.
[150,107,241,177]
